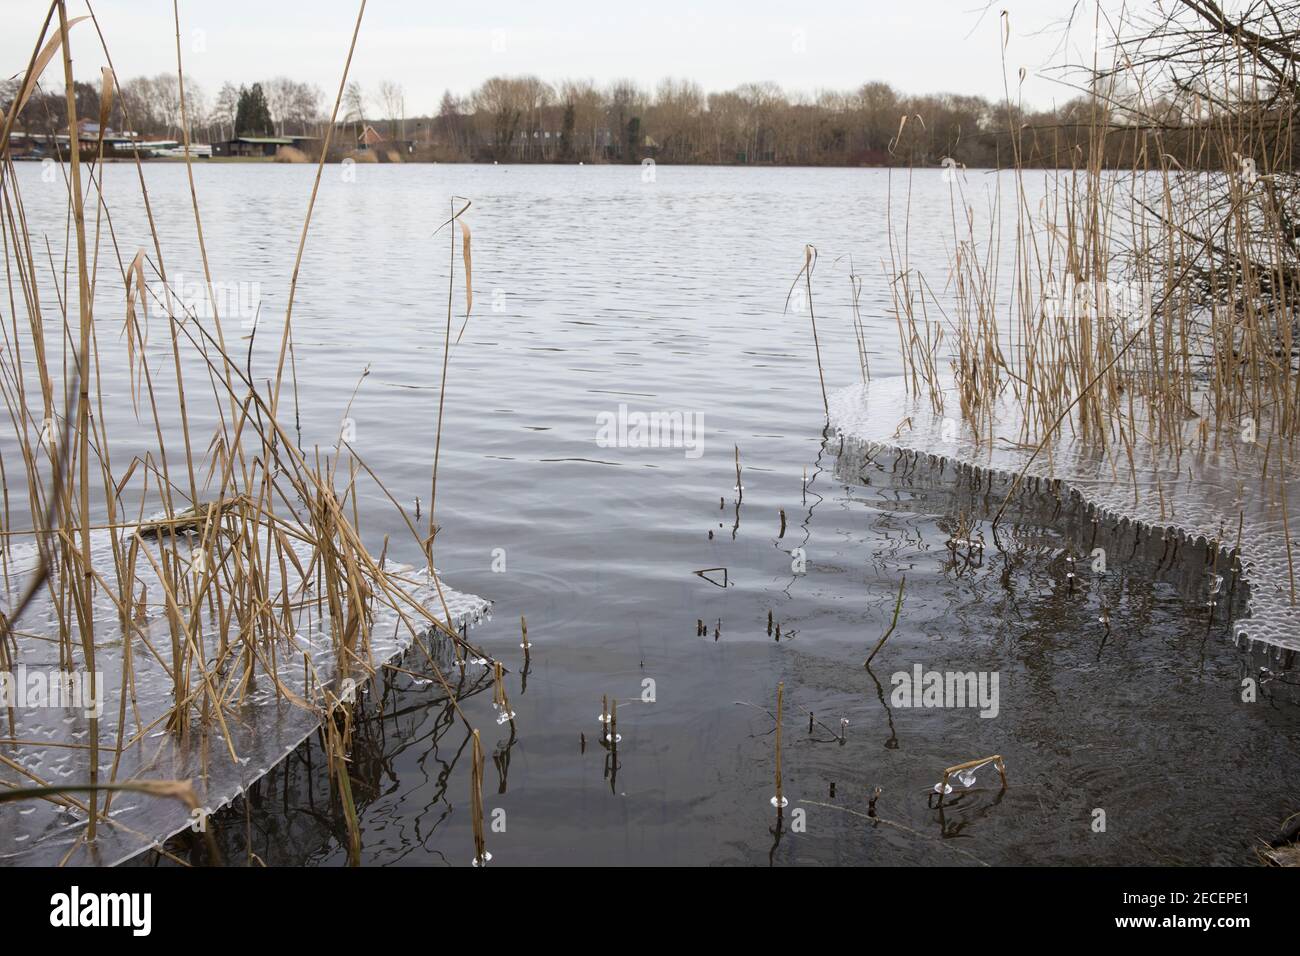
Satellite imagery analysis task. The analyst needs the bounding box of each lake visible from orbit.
[8,161,1299,866]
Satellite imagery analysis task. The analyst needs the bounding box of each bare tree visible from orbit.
[559,78,604,162]
[213,81,239,141]
[377,79,406,140]
[606,79,646,161]
[287,82,324,136]
[343,80,366,139]
[471,76,519,158]
[650,78,705,162]
[264,76,297,135]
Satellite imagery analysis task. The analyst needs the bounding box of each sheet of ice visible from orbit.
[0,530,490,866]
[829,377,1300,655]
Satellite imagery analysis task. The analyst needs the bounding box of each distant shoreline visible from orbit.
[9,154,1234,173]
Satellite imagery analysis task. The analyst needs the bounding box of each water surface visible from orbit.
[9,162,1298,866]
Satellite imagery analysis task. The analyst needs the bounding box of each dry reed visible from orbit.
[886,2,1298,504]
[0,0,498,865]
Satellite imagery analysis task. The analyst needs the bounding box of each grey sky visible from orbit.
[3,0,1100,113]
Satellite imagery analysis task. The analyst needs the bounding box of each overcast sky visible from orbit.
[2,0,1101,113]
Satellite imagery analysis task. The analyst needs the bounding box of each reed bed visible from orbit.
[887,1,1298,487]
[0,0,496,865]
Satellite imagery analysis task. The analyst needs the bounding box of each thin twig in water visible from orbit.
[801,799,990,867]
[865,577,906,668]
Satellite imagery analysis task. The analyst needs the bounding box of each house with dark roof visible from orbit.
[213,135,318,158]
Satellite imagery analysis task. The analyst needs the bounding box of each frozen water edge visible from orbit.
[829,377,1300,656]
[0,529,491,867]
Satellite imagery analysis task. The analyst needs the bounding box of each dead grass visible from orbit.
[886,2,1297,551]
[0,0,497,863]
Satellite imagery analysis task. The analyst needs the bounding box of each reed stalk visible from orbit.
[470,729,486,865]
[773,681,784,807]
[0,0,496,865]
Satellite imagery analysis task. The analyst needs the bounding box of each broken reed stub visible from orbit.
[933,755,1009,796]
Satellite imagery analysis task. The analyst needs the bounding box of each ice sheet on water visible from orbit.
[828,377,1300,654]
[0,529,490,866]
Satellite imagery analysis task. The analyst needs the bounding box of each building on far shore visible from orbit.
[356,125,385,151]
[9,120,146,160]
[213,135,319,158]
[353,124,420,156]
[139,140,213,158]
[76,120,140,151]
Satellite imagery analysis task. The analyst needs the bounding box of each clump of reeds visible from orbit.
[886,1,1299,498]
[0,0,497,863]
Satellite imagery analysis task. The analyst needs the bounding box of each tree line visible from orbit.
[3,71,1292,170]
[2,75,325,142]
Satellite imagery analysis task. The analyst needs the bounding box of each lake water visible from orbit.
[8,162,1300,866]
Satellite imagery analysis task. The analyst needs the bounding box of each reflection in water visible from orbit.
[142,636,494,866]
